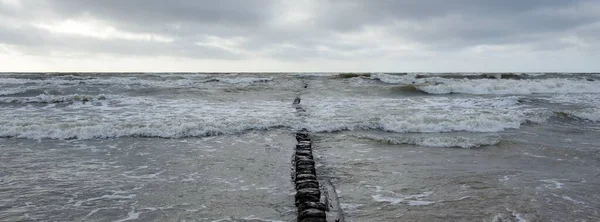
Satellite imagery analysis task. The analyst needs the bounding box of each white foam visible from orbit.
[407,200,436,206]
[540,179,564,189]
[113,208,141,222]
[524,153,547,158]
[372,191,434,205]
[372,195,405,204]
[340,203,363,212]
[562,195,586,205]
[74,194,136,206]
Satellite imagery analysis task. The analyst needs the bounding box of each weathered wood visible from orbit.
[293,131,327,222]
[292,95,335,222]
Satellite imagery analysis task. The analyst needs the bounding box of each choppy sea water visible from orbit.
[1,72,599,221]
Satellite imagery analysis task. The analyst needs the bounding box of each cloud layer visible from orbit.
[0,0,599,71]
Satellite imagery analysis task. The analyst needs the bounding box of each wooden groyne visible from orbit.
[294,131,327,222]
[292,89,343,222]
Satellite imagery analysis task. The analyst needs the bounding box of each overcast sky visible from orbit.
[0,0,599,72]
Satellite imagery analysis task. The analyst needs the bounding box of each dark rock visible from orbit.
[296,159,315,167]
[296,188,320,196]
[298,201,327,212]
[297,137,310,143]
[298,208,326,221]
[295,149,313,156]
[295,155,313,162]
[296,155,314,161]
[295,165,316,174]
[297,144,312,150]
[296,169,315,176]
[298,140,311,145]
[296,163,316,169]
[296,133,310,142]
[295,180,319,190]
[298,218,326,222]
[295,188,321,204]
[587,78,595,82]
[296,174,317,181]
[293,97,301,104]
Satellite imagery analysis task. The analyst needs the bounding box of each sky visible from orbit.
[0,0,599,72]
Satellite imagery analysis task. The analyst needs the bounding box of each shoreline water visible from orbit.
[1,73,599,221]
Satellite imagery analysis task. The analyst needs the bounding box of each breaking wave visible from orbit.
[301,96,527,133]
[370,73,600,95]
[0,94,108,104]
[416,78,600,95]
[0,98,528,140]
[351,134,500,148]
[303,113,524,134]
[553,109,600,122]
[0,88,30,96]
[206,77,274,84]
[0,76,274,88]
[0,121,287,140]
[0,97,296,140]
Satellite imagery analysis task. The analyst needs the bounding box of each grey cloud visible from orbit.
[0,0,598,61]
[0,25,244,59]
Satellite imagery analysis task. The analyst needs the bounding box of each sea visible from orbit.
[1,72,599,221]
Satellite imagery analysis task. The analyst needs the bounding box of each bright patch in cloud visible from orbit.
[34,19,174,43]
[195,36,248,55]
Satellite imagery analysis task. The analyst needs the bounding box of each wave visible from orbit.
[0,98,296,140]
[301,96,527,133]
[302,114,523,134]
[0,94,535,140]
[416,78,600,95]
[369,73,600,95]
[553,109,600,122]
[0,109,525,140]
[0,94,108,104]
[208,77,274,84]
[335,73,372,79]
[0,76,274,88]
[0,88,30,96]
[0,121,287,140]
[351,134,500,148]
[370,73,430,85]
[544,94,600,106]
[291,73,337,78]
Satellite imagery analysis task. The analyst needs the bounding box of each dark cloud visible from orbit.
[0,0,598,62]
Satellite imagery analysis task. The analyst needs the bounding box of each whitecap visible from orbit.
[415,78,600,95]
[351,134,500,149]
